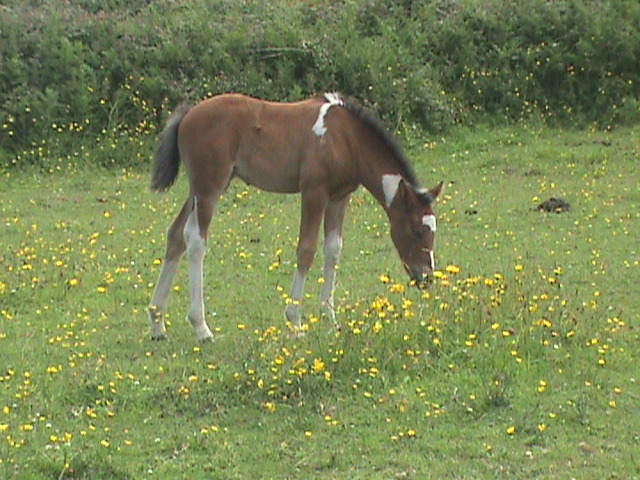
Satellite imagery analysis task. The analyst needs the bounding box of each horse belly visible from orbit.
[234,155,301,194]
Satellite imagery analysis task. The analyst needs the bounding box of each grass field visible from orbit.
[1,125,638,479]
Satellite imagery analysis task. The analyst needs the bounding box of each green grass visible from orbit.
[1,125,639,479]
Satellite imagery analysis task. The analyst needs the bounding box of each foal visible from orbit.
[149,93,443,341]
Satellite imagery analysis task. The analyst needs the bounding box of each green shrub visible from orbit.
[1,0,638,167]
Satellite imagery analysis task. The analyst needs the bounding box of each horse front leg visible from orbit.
[320,194,350,326]
[285,189,328,328]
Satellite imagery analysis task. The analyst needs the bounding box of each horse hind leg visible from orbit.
[183,194,220,342]
[149,198,192,340]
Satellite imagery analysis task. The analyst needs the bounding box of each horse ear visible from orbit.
[429,181,444,201]
[395,179,412,206]
[383,175,425,208]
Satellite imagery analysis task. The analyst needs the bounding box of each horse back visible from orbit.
[178,94,359,196]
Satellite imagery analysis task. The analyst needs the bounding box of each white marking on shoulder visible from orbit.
[313,103,332,137]
[312,92,344,137]
[324,92,343,105]
[382,174,402,207]
[422,214,437,231]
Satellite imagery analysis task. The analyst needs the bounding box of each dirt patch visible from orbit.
[538,197,570,213]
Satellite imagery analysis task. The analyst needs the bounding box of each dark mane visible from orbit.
[340,96,421,188]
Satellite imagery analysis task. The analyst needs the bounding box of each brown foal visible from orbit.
[149,93,443,341]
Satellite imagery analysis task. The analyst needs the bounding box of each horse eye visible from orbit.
[412,226,426,239]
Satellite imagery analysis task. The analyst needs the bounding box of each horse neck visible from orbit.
[356,142,409,211]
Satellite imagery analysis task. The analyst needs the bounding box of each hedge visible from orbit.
[1,0,638,166]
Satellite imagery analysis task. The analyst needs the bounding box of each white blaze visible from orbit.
[422,214,437,232]
[312,92,343,137]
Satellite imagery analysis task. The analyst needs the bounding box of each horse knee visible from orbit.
[296,245,317,271]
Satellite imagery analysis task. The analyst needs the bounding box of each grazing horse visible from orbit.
[149,93,443,341]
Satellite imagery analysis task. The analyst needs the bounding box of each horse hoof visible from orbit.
[199,334,214,343]
[294,327,307,338]
[151,333,168,341]
[195,325,214,343]
[285,304,302,326]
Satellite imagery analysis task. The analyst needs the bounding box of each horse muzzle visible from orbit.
[404,263,434,287]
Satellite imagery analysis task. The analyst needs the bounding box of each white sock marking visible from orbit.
[150,258,180,312]
[291,270,306,303]
[321,231,343,306]
[183,198,213,341]
[286,269,307,327]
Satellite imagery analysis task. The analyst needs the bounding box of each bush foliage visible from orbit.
[1,0,638,165]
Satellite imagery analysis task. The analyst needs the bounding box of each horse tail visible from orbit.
[151,103,192,192]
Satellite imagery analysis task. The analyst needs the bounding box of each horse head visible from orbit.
[383,174,444,284]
